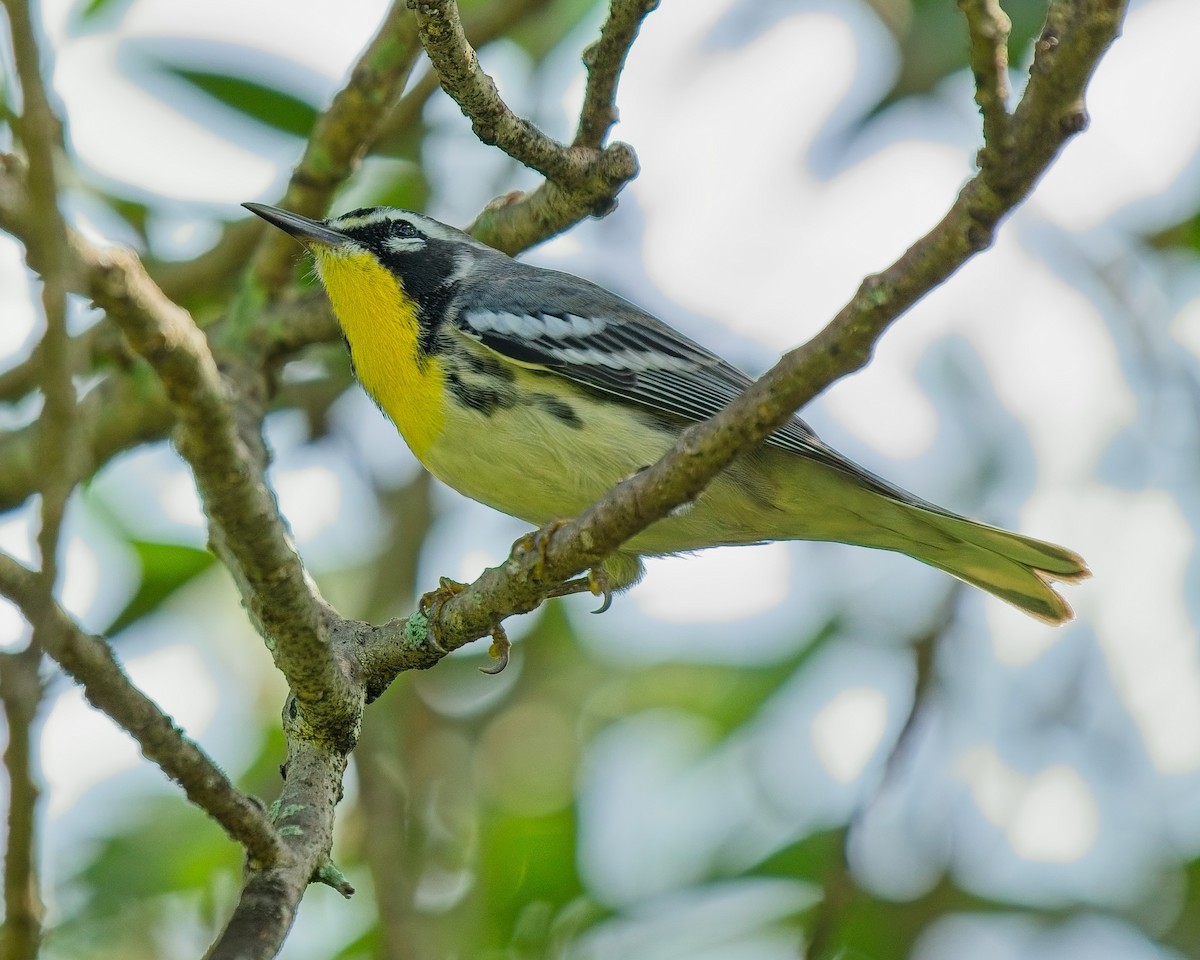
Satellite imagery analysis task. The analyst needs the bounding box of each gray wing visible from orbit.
[448,261,955,510]
[448,262,875,472]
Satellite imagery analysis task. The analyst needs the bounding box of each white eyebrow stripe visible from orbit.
[384,235,425,254]
[331,210,401,230]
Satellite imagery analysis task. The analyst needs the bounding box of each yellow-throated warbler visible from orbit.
[246,203,1089,623]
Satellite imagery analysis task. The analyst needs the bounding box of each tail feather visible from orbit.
[901,508,1090,624]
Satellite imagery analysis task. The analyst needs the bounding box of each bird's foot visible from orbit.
[418,576,468,652]
[543,566,612,613]
[516,521,617,613]
[514,518,572,578]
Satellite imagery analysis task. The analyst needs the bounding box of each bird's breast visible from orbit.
[315,251,446,458]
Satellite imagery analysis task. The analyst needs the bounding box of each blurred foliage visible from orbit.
[105,540,215,635]
[1145,212,1200,256]
[159,66,321,140]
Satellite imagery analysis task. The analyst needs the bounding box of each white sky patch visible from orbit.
[1080,487,1200,775]
[1172,295,1200,358]
[0,597,27,649]
[820,336,942,461]
[160,469,207,529]
[0,236,37,360]
[42,0,390,204]
[951,245,1135,485]
[58,536,101,626]
[1006,766,1100,863]
[0,511,36,567]
[42,644,219,818]
[272,464,343,544]
[55,35,281,203]
[634,543,790,624]
[987,601,1065,667]
[455,548,495,587]
[626,9,885,334]
[811,687,888,784]
[957,747,1099,863]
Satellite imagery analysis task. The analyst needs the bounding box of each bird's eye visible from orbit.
[394,220,418,239]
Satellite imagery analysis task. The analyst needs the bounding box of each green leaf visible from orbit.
[1144,209,1200,256]
[106,540,215,634]
[74,0,134,26]
[160,66,319,139]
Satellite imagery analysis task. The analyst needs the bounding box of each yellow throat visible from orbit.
[313,249,445,458]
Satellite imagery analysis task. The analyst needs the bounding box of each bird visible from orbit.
[245,202,1090,625]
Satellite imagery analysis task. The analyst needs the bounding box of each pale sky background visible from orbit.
[2,0,1199,957]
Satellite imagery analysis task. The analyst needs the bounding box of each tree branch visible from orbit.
[1,3,76,950]
[205,737,349,960]
[5,0,75,587]
[84,245,362,737]
[574,0,659,148]
[411,0,642,251]
[374,0,556,149]
[0,649,44,960]
[960,0,1013,161]
[410,0,571,179]
[0,552,284,866]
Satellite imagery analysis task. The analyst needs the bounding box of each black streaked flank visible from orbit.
[462,348,515,384]
[531,393,583,429]
[446,370,517,416]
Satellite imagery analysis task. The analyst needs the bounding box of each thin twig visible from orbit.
[2,2,75,951]
[410,0,576,180]
[0,649,44,960]
[5,0,76,585]
[960,0,1013,162]
[375,0,555,149]
[0,552,285,867]
[0,369,173,514]
[574,0,659,148]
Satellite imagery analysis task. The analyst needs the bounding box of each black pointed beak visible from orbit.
[243,202,350,248]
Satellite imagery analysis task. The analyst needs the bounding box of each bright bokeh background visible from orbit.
[2,0,1200,957]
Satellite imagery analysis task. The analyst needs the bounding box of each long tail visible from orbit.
[890,506,1089,623]
[771,455,1091,624]
[632,452,1091,623]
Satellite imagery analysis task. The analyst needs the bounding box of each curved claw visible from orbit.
[479,624,511,675]
[588,567,612,614]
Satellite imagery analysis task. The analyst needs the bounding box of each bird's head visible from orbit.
[244,203,494,304]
